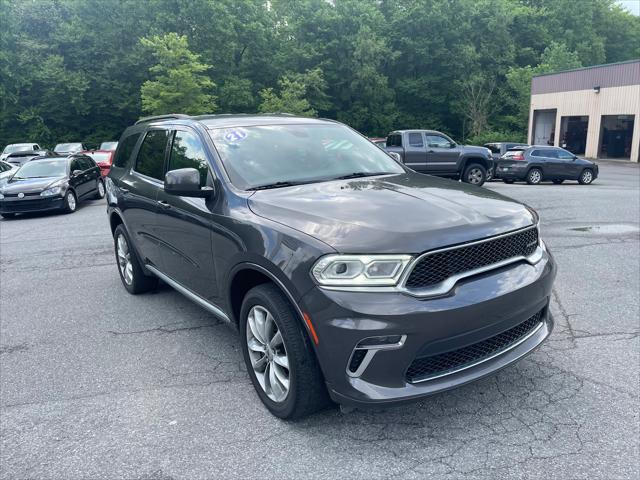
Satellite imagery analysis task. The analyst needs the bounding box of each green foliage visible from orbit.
[0,0,638,148]
[465,130,527,146]
[140,33,217,116]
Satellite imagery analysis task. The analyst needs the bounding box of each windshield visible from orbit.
[14,159,67,178]
[3,145,33,154]
[209,124,404,189]
[100,142,118,150]
[54,143,81,153]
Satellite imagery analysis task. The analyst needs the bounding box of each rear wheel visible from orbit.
[113,224,157,294]
[240,283,329,419]
[94,179,105,199]
[526,168,543,185]
[462,164,487,186]
[579,169,594,185]
[63,190,77,213]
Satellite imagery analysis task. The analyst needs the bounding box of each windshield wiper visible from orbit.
[330,171,393,180]
[247,181,307,191]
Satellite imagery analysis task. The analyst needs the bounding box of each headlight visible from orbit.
[40,185,63,197]
[312,254,413,286]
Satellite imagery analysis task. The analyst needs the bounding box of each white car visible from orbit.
[0,160,18,184]
[0,143,41,162]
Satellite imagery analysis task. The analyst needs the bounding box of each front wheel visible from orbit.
[462,164,487,186]
[526,168,543,185]
[240,284,329,419]
[579,169,594,185]
[63,190,77,213]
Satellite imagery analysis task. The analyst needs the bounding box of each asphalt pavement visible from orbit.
[1,162,638,479]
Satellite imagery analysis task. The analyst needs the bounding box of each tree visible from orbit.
[140,33,217,116]
[258,77,316,117]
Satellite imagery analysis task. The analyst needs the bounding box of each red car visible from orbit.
[82,150,114,177]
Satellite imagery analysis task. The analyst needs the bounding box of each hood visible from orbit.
[1,176,65,194]
[462,145,490,156]
[248,172,535,253]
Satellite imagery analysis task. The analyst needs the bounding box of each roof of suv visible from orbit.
[134,113,337,130]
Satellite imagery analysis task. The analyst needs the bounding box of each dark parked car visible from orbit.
[384,130,494,186]
[484,142,529,179]
[82,149,115,177]
[496,146,598,185]
[0,154,105,218]
[54,142,87,154]
[106,114,555,419]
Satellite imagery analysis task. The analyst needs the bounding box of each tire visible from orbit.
[113,224,158,294]
[0,213,15,218]
[552,179,564,184]
[94,178,106,199]
[486,167,494,181]
[502,179,515,184]
[63,190,77,213]
[240,283,330,419]
[526,168,543,185]
[462,163,487,186]
[578,169,594,185]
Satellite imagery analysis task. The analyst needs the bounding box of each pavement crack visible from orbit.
[107,321,221,336]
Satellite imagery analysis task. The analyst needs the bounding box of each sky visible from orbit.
[617,0,640,15]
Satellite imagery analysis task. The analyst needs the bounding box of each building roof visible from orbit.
[531,59,640,95]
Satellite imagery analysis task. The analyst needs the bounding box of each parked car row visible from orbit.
[0,154,105,218]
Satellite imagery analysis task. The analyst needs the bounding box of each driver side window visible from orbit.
[426,135,452,148]
[556,149,574,160]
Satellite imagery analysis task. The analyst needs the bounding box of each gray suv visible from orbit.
[106,114,556,418]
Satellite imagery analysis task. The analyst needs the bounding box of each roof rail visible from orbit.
[135,114,190,125]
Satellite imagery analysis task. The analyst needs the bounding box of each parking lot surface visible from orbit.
[1,162,638,479]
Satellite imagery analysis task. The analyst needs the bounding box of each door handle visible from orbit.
[157,200,171,209]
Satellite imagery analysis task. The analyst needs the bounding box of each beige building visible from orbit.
[528,60,639,162]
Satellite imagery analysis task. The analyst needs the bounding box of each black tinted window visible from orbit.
[408,133,423,147]
[70,159,82,171]
[386,134,402,147]
[113,133,141,168]
[135,130,168,180]
[79,157,93,169]
[530,150,546,158]
[168,130,209,187]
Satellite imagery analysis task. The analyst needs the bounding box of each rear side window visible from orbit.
[503,149,525,158]
[530,150,545,158]
[168,130,209,187]
[135,130,169,180]
[113,133,141,168]
[408,132,424,147]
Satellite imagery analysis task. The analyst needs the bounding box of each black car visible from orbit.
[0,155,105,218]
[107,114,556,419]
[484,142,529,179]
[496,146,598,185]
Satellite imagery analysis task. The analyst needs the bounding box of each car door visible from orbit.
[69,158,91,198]
[154,128,218,300]
[79,157,98,197]
[554,148,582,179]
[402,132,428,172]
[425,134,459,174]
[120,128,171,270]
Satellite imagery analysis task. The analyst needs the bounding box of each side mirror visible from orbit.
[449,142,457,149]
[72,170,83,177]
[388,152,402,163]
[573,155,578,160]
[164,168,213,198]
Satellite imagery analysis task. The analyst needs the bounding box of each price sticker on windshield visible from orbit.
[224,128,248,143]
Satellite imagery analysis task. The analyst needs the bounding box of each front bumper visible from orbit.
[0,195,64,214]
[300,248,556,407]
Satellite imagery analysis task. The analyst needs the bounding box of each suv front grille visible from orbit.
[405,310,544,383]
[405,226,538,290]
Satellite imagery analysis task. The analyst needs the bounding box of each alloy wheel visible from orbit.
[467,167,484,184]
[582,170,593,183]
[116,234,133,285]
[98,181,105,197]
[67,192,77,211]
[246,305,290,403]
[529,170,542,184]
